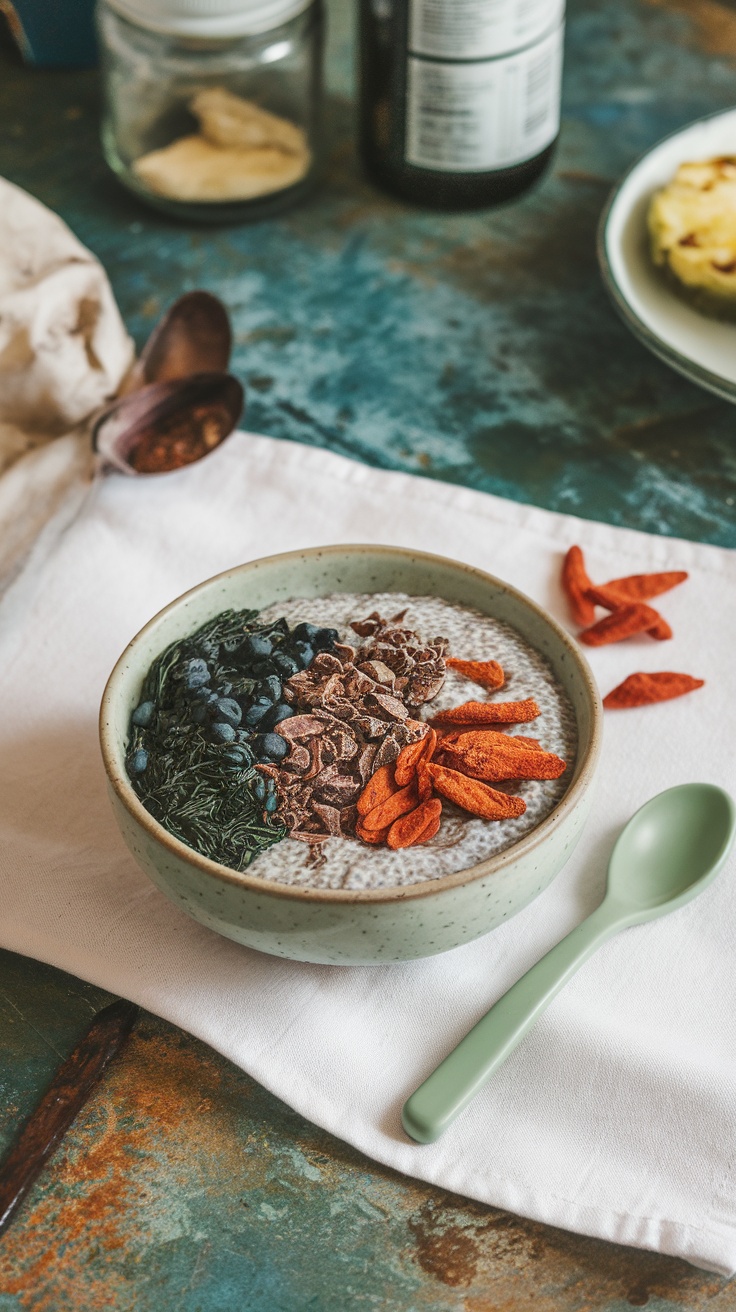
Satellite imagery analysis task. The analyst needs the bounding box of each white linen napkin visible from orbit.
[1,431,734,1274]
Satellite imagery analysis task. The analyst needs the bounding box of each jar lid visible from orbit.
[104,0,312,38]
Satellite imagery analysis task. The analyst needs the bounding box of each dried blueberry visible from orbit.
[261,703,293,731]
[293,622,319,644]
[293,640,314,669]
[250,658,277,679]
[264,793,279,813]
[253,775,267,801]
[210,721,236,743]
[243,633,273,660]
[130,748,148,774]
[257,733,289,763]
[212,697,242,728]
[182,657,210,690]
[313,627,339,651]
[243,696,273,726]
[272,651,299,678]
[257,674,282,703]
[132,700,155,728]
[222,746,252,767]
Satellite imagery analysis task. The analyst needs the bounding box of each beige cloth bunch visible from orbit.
[0,178,133,587]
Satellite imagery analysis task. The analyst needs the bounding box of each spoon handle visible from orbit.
[402,901,619,1144]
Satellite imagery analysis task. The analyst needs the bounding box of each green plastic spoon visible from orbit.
[403,783,736,1145]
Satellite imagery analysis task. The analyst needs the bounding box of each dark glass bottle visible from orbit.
[359,0,564,210]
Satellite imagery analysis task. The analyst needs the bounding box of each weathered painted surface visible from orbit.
[1,949,734,1312]
[1,0,736,1305]
[0,0,735,547]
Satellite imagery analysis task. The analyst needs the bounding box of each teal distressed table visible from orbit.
[1,1,735,1307]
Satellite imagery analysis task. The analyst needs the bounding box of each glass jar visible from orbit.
[97,0,324,222]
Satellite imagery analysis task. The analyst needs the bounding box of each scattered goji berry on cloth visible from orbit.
[587,571,688,608]
[579,603,669,647]
[585,586,675,642]
[602,671,704,709]
[645,612,673,641]
[562,545,596,626]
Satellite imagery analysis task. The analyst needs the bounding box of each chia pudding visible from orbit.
[127,590,577,892]
[253,593,576,889]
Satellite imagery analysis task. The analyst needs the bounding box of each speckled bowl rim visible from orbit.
[100,545,602,905]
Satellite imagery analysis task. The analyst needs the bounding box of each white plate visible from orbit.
[598,107,736,402]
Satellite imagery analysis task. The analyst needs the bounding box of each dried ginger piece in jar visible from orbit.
[134,87,310,203]
[193,88,306,155]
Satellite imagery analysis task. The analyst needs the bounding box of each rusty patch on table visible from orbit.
[437,195,602,302]
[406,1193,724,1308]
[0,1010,731,1312]
[0,1024,241,1310]
[646,0,736,59]
[609,403,725,465]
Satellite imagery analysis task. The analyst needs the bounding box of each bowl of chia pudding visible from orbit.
[100,546,602,965]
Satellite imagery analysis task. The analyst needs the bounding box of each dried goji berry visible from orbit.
[427,763,526,819]
[360,781,419,832]
[579,603,668,647]
[356,763,399,816]
[646,613,673,641]
[356,818,391,845]
[562,545,596,626]
[416,758,434,802]
[587,570,688,608]
[432,698,540,726]
[387,798,443,849]
[446,658,505,689]
[440,730,566,781]
[602,671,704,709]
[394,735,430,787]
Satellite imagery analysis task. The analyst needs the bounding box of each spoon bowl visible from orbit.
[91,290,241,476]
[121,291,232,393]
[92,372,244,475]
[607,782,735,913]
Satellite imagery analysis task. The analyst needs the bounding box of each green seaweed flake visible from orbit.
[128,608,287,871]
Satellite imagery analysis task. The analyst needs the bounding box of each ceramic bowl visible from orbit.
[100,545,602,965]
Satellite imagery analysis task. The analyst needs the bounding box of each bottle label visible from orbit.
[405,23,563,173]
[409,0,564,60]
